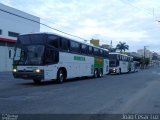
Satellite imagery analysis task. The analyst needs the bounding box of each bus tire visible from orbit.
[98,69,103,77]
[94,69,98,78]
[33,79,41,84]
[57,69,65,83]
[118,68,121,75]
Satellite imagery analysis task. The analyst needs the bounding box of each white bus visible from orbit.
[109,53,134,74]
[12,33,109,84]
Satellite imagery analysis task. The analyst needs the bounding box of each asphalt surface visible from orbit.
[0,67,160,114]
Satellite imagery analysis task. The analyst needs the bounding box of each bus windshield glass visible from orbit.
[109,60,117,67]
[18,34,46,45]
[13,45,44,65]
[109,54,117,59]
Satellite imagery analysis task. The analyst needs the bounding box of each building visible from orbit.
[101,44,111,49]
[0,3,40,71]
[137,49,154,66]
[128,52,141,61]
[137,49,152,59]
[152,52,160,67]
[100,44,117,52]
[90,39,100,47]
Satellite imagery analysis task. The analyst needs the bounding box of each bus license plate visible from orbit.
[23,75,28,78]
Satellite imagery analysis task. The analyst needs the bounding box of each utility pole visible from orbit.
[144,46,149,69]
[110,40,112,47]
[144,46,146,59]
[143,46,146,69]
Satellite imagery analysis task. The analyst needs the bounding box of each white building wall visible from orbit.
[0,3,40,71]
[0,46,14,71]
[0,3,40,40]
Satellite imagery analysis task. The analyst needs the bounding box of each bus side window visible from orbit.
[45,49,59,64]
[61,38,69,51]
[45,49,52,64]
[81,44,88,55]
[117,55,119,60]
[86,46,89,55]
[70,41,80,53]
[116,60,119,66]
[88,46,93,55]
[47,35,60,49]
[106,51,109,58]
[93,47,99,56]
[100,50,103,57]
[103,51,109,58]
[102,51,105,58]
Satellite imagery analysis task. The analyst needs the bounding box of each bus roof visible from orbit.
[109,52,133,58]
[19,32,109,51]
[109,52,128,55]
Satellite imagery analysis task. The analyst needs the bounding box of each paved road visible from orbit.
[0,67,160,114]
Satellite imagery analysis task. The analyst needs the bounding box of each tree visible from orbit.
[116,42,129,52]
[140,57,150,69]
[109,48,116,52]
[145,58,150,67]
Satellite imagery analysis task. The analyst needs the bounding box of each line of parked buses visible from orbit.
[12,33,140,84]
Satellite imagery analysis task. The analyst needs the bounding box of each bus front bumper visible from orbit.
[109,68,117,74]
[13,71,44,80]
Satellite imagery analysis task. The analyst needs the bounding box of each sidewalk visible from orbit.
[0,71,14,80]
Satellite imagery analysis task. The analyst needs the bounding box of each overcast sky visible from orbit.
[1,0,160,53]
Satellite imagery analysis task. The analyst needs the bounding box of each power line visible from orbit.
[0,8,90,41]
[40,18,91,40]
[119,0,153,16]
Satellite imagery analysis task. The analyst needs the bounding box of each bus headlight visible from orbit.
[113,68,116,72]
[35,69,40,73]
[13,69,17,72]
[113,68,116,71]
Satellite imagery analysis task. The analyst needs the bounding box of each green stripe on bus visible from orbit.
[94,57,104,68]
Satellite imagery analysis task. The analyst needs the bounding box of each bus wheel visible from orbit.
[118,69,121,75]
[94,69,98,78]
[98,69,103,77]
[57,69,65,83]
[33,79,41,84]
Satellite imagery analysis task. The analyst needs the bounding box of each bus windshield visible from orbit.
[13,45,44,65]
[18,34,46,45]
[109,60,118,67]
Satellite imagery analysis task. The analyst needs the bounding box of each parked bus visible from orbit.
[12,33,109,84]
[109,53,134,74]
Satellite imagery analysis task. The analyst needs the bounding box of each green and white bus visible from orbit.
[109,53,134,74]
[12,33,109,84]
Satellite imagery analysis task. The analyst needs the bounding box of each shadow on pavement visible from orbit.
[16,76,97,86]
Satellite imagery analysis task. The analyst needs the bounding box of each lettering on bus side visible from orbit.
[74,56,85,61]
[27,67,38,69]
